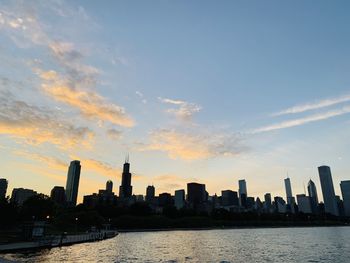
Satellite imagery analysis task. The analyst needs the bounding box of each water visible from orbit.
[2,227,350,263]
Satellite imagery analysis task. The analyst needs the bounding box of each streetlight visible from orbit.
[75,217,78,233]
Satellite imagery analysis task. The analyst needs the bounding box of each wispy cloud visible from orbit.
[13,150,67,171]
[40,70,134,127]
[141,128,246,160]
[0,93,94,149]
[13,148,122,180]
[106,128,122,140]
[254,106,350,133]
[136,91,147,104]
[79,158,121,179]
[274,94,350,116]
[1,4,134,128]
[158,97,201,121]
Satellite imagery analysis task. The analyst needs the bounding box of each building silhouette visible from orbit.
[65,160,81,207]
[274,196,286,213]
[0,178,8,199]
[264,193,272,212]
[187,182,206,208]
[158,192,172,207]
[307,179,319,214]
[297,194,312,214]
[106,180,113,194]
[174,189,185,209]
[146,185,155,203]
[284,177,295,210]
[238,179,247,207]
[221,190,239,207]
[340,180,350,217]
[10,188,37,206]
[50,186,66,205]
[83,180,117,208]
[318,166,339,216]
[119,157,132,199]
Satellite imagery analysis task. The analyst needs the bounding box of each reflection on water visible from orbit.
[2,227,350,263]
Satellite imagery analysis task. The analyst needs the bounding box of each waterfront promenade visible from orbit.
[0,230,118,253]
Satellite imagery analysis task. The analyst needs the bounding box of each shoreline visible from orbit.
[117,224,350,233]
[0,230,118,254]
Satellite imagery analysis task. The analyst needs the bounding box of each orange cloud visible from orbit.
[39,70,134,127]
[0,97,94,149]
[142,129,246,160]
[80,158,121,179]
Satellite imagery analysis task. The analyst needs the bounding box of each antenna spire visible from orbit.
[125,153,129,163]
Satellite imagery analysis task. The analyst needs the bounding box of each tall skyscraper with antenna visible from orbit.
[284,177,295,213]
[119,155,133,198]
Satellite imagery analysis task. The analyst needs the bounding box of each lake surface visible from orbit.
[2,227,350,263]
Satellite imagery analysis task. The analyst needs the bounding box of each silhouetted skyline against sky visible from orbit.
[1,1,350,202]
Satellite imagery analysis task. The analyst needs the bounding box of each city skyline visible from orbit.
[1,1,350,202]
[2,159,349,213]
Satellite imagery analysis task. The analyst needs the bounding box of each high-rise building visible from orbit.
[146,185,155,203]
[340,180,350,217]
[221,190,239,206]
[264,193,272,212]
[10,188,37,206]
[318,166,339,216]
[158,192,172,207]
[284,177,295,205]
[175,189,185,209]
[0,178,8,199]
[106,180,113,194]
[187,182,206,208]
[307,179,319,214]
[83,181,117,208]
[238,179,247,207]
[274,196,286,213]
[65,160,81,207]
[296,194,312,214]
[50,186,66,205]
[119,158,132,199]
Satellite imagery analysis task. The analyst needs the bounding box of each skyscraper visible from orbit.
[187,182,206,208]
[318,166,339,216]
[65,160,81,207]
[106,180,113,194]
[238,179,247,207]
[0,178,8,199]
[307,179,319,214]
[119,157,132,198]
[296,194,312,214]
[340,180,350,217]
[146,185,155,203]
[264,193,272,212]
[175,189,185,209]
[221,190,239,206]
[284,177,294,204]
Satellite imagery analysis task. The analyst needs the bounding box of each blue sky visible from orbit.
[1,0,350,202]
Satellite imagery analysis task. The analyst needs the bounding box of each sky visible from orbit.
[1,0,350,203]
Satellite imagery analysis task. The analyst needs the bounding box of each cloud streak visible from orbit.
[159,97,201,121]
[274,94,350,116]
[40,71,134,127]
[254,106,350,133]
[0,93,94,149]
[142,129,246,160]
[1,5,134,128]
